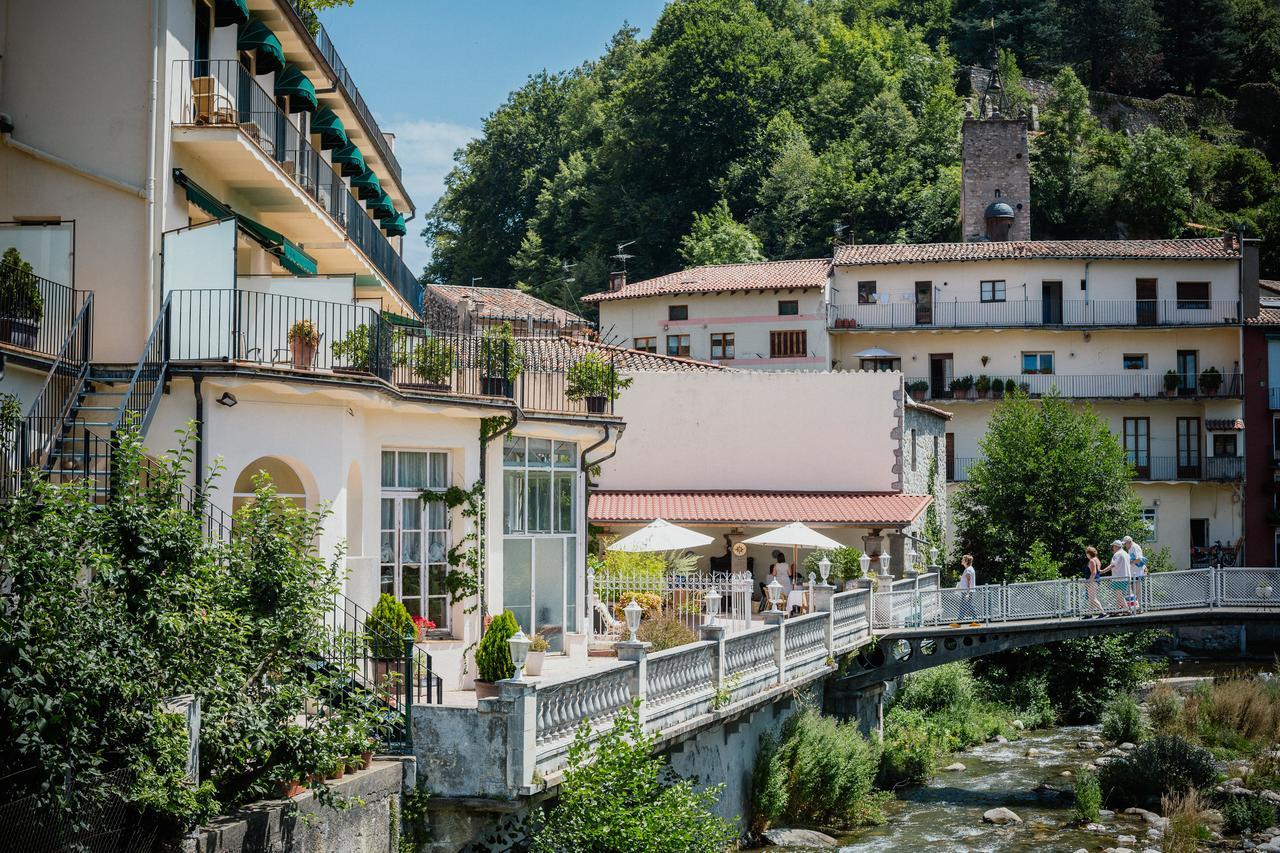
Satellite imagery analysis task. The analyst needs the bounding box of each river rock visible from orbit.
[1012,719,1025,730]
[1117,834,1137,843]
[761,828,838,848]
[991,734,1009,744]
[1086,822,1108,832]
[1060,770,1073,777]
[1119,742,1137,751]
[944,762,966,771]
[983,807,1023,825]
[1025,748,1041,757]
[1145,828,1162,840]
[1073,849,1089,853]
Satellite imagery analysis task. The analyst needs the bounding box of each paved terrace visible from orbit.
[412,567,1280,799]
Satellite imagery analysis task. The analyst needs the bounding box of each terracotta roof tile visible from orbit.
[833,238,1238,267]
[1246,307,1280,326]
[522,337,728,372]
[1259,279,1280,295]
[429,284,587,325]
[588,490,931,526]
[583,258,830,303]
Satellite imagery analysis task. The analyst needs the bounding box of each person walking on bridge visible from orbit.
[1083,545,1106,618]
[1124,535,1145,612]
[958,554,980,627]
[1103,540,1131,615]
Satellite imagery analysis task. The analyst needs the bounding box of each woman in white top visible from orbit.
[957,554,979,625]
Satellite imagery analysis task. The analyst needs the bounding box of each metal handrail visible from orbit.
[830,298,1242,329]
[0,260,82,360]
[113,294,171,435]
[907,371,1243,400]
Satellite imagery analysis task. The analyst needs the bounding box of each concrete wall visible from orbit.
[598,288,830,370]
[603,370,902,493]
[411,702,512,799]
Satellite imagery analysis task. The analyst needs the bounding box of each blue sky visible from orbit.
[319,0,668,274]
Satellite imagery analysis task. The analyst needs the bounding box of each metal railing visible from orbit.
[949,455,1244,483]
[169,61,421,312]
[830,298,1242,330]
[0,262,86,360]
[587,569,755,640]
[908,371,1242,400]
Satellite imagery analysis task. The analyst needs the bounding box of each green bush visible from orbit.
[410,336,455,385]
[1147,685,1183,734]
[1101,693,1147,744]
[596,549,666,579]
[476,610,519,682]
[366,594,415,660]
[1222,795,1278,835]
[636,615,696,651]
[894,662,975,715]
[802,546,865,582]
[1098,735,1219,808]
[878,708,940,788]
[978,671,1057,728]
[752,707,884,830]
[0,246,44,322]
[1073,770,1102,822]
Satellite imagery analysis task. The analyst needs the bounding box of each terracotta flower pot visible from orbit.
[290,338,317,369]
[361,750,374,769]
[276,779,305,799]
[474,679,499,699]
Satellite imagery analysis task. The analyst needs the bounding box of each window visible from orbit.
[860,357,900,371]
[194,0,212,76]
[1021,352,1054,374]
[1140,508,1158,542]
[1213,434,1238,457]
[778,300,799,316]
[857,281,877,304]
[1124,418,1150,476]
[1177,417,1202,476]
[668,305,688,321]
[666,335,690,357]
[1123,353,1148,370]
[503,436,578,535]
[770,330,807,358]
[980,280,1006,302]
[633,336,656,353]
[234,456,306,513]
[1190,519,1209,548]
[710,332,735,360]
[381,450,449,490]
[380,450,451,627]
[1176,281,1210,310]
[1177,350,1199,393]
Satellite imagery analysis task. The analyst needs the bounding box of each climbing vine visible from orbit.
[923,450,944,568]
[425,479,486,614]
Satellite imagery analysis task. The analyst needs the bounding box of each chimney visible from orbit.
[608,270,627,292]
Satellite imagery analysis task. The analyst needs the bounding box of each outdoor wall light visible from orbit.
[879,553,891,574]
[704,588,721,626]
[508,629,531,682]
[624,599,643,642]
[818,556,831,585]
[858,553,871,577]
[216,392,238,407]
[929,546,940,566]
[906,547,917,568]
[766,578,784,612]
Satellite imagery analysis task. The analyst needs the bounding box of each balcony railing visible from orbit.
[907,371,1242,401]
[170,61,421,312]
[0,262,88,360]
[167,289,618,417]
[950,454,1244,482]
[830,298,1241,330]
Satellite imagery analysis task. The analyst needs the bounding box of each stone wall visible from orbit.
[903,402,949,554]
[183,760,411,853]
[410,701,511,798]
[960,118,1031,242]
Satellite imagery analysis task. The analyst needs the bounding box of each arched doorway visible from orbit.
[232,455,307,513]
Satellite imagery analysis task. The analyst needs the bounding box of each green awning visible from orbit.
[368,190,394,218]
[214,0,249,27]
[277,240,318,277]
[351,167,381,200]
[274,65,317,113]
[330,142,366,178]
[237,19,284,75]
[381,212,407,237]
[311,106,347,151]
[175,169,234,219]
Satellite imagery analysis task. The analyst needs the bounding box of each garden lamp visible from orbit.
[929,546,940,566]
[858,553,871,577]
[818,555,832,585]
[508,629,531,683]
[907,547,917,569]
[704,588,721,626]
[766,577,783,613]
[624,599,643,642]
[878,553,891,574]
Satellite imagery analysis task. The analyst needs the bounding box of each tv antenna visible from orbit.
[611,240,637,271]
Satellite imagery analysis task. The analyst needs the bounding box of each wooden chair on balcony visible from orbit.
[192,77,235,126]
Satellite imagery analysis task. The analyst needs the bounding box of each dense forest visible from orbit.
[420,0,1280,309]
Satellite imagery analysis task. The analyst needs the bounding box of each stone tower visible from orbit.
[961,117,1031,242]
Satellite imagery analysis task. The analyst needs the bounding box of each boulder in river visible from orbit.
[1024,748,1041,757]
[761,828,838,848]
[1012,719,1025,730]
[1118,742,1137,751]
[1117,834,1137,843]
[943,762,966,772]
[983,807,1023,825]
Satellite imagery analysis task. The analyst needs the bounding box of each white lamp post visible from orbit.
[624,599,643,643]
[704,588,722,626]
[858,553,871,577]
[879,553,891,575]
[508,629,531,683]
[766,577,784,613]
[906,547,917,569]
[818,555,832,586]
[929,546,940,567]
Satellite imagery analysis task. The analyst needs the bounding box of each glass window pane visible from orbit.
[402,500,421,530]
[401,565,421,598]
[381,498,395,530]
[504,470,525,534]
[401,597,423,618]
[401,531,421,564]
[429,452,448,489]
[554,441,577,468]
[427,531,448,563]
[565,537,577,633]
[380,532,395,563]
[398,452,429,488]
[380,564,395,596]
[528,471,553,533]
[535,539,565,652]
[528,438,552,468]
[427,597,447,627]
[503,435,525,468]
[425,500,447,530]
[503,538,533,633]
[556,472,575,533]
[381,451,396,487]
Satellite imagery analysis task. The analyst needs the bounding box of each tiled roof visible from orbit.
[429,284,587,325]
[582,258,830,303]
[1246,307,1280,326]
[588,490,932,525]
[833,238,1238,267]
[1259,279,1280,295]
[522,337,728,372]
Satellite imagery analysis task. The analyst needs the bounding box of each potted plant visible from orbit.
[0,248,43,349]
[288,319,321,369]
[1164,369,1181,397]
[1198,366,1222,396]
[479,322,525,397]
[566,351,633,413]
[411,615,437,643]
[474,609,519,698]
[367,593,415,686]
[405,336,455,391]
[906,380,929,401]
[975,374,991,398]
[331,322,405,376]
[990,377,1005,398]
[951,375,975,399]
[525,633,549,677]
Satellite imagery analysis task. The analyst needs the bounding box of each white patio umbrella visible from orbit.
[742,521,843,571]
[607,518,715,553]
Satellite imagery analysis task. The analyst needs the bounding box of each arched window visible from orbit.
[233,456,306,513]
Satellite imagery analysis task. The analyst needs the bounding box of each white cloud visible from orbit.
[381,116,479,274]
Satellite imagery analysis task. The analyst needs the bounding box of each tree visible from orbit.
[1156,0,1244,94]
[532,702,736,852]
[1059,0,1165,93]
[1031,67,1118,238]
[954,391,1143,584]
[1117,128,1193,237]
[678,199,765,266]
[949,0,1063,73]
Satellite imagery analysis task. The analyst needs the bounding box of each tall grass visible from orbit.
[1162,789,1210,853]
[1172,677,1280,758]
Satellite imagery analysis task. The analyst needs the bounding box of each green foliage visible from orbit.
[1101,693,1147,744]
[479,322,525,381]
[1073,770,1102,822]
[877,708,940,788]
[367,594,414,660]
[1222,795,1277,834]
[0,246,44,322]
[635,615,696,651]
[1015,540,1063,583]
[0,391,21,456]
[893,662,976,716]
[678,199,765,267]
[476,610,518,682]
[595,548,667,580]
[409,336,455,385]
[440,479,485,612]
[955,391,1143,583]
[802,546,864,582]
[1098,735,1219,807]
[565,351,633,401]
[533,701,736,853]
[751,706,885,830]
[330,322,405,373]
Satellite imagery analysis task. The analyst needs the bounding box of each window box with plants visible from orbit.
[474,610,519,698]
[566,351,633,414]
[400,335,456,392]
[950,375,975,400]
[906,380,929,402]
[288,319,321,370]
[1198,366,1222,396]
[0,248,44,350]
[479,323,523,398]
[367,594,415,686]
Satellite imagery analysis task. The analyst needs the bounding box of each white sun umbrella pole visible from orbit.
[742,521,843,573]
[607,518,715,553]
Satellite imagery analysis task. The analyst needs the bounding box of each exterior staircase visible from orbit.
[44,365,138,498]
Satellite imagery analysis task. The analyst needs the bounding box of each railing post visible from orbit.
[499,679,538,790]
[401,636,415,747]
[699,622,726,702]
[616,639,650,713]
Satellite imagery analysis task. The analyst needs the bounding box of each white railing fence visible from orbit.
[587,568,754,640]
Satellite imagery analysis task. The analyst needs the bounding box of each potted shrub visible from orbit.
[479,322,524,397]
[367,593,415,686]
[405,336,455,391]
[288,319,321,369]
[330,322,405,376]
[474,610,519,698]
[1164,369,1181,397]
[0,248,43,349]
[525,633,549,677]
[990,377,1005,398]
[1198,366,1222,396]
[566,351,633,413]
[975,374,991,398]
[906,380,929,401]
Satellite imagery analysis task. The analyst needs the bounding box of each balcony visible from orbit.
[949,455,1244,483]
[907,371,1242,402]
[169,60,421,313]
[166,289,620,418]
[830,298,1241,330]
[0,261,89,361]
